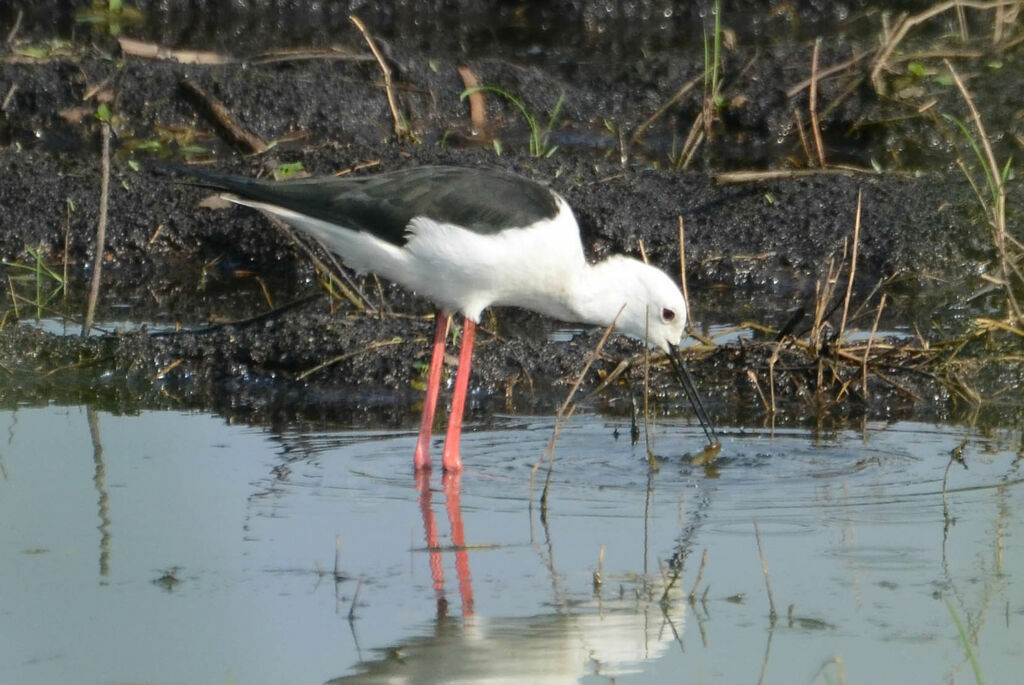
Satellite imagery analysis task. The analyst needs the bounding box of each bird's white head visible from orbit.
[581,256,688,352]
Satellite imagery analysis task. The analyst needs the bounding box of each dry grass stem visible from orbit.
[350,14,410,140]
[631,73,702,145]
[753,520,778,623]
[643,310,654,461]
[944,59,1022,322]
[457,66,487,133]
[119,37,232,64]
[838,190,862,343]
[809,38,827,168]
[863,294,887,397]
[714,167,877,184]
[5,9,23,45]
[1,83,16,111]
[297,337,407,381]
[82,121,111,337]
[262,214,372,312]
[348,575,363,621]
[871,1,1020,93]
[533,306,625,507]
[688,548,708,600]
[678,216,691,322]
[181,79,268,153]
[786,50,869,97]
[334,535,343,580]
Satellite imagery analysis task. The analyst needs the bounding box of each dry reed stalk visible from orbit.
[350,15,409,139]
[945,58,1022,322]
[631,74,702,145]
[688,548,708,600]
[678,216,691,322]
[793,108,813,165]
[809,39,827,168]
[533,307,624,507]
[753,520,777,623]
[838,190,862,343]
[870,1,1019,93]
[643,310,654,462]
[82,121,110,337]
[863,294,887,397]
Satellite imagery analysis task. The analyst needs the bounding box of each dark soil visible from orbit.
[0,1,1021,433]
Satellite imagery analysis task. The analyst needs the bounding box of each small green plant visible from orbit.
[272,161,306,181]
[460,86,564,157]
[4,244,67,318]
[702,0,724,112]
[74,0,144,36]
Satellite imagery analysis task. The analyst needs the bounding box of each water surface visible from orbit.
[1,407,1021,683]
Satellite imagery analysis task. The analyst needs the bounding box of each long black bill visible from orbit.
[666,344,720,446]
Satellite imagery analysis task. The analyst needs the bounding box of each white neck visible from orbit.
[566,257,643,328]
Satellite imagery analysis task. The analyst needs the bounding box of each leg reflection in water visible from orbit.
[416,469,474,618]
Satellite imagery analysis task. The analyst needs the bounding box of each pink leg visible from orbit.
[414,312,449,471]
[442,318,476,472]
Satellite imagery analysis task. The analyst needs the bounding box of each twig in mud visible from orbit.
[838,190,862,344]
[181,79,268,153]
[82,121,111,337]
[713,167,878,184]
[809,39,826,168]
[753,520,777,624]
[251,46,374,65]
[119,37,232,64]
[350,14,411,140]
[863,294,887,397]
[532,306,624,511]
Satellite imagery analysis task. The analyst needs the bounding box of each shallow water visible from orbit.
[1,407,1021,684]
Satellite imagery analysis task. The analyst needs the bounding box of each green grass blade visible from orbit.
[946,599,985,685]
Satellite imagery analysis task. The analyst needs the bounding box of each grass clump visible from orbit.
[460,85,564,157]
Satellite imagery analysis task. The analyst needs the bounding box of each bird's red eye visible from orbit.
[662,308,676,321]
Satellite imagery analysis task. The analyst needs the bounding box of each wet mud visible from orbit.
[0,1,1021,430]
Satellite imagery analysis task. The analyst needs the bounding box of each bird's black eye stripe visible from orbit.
[662,308,676,321]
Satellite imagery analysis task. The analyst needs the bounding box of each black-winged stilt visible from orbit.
[174,165,718,471]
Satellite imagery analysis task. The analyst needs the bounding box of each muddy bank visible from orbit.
[0,1,1021,430]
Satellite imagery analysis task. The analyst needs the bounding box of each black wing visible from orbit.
[170,165,560,246]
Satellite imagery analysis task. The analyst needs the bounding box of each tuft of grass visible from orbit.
[460,85,564,157]
[942,59,1022,329]
[4,244,67,319]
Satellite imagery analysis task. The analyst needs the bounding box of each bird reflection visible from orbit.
[416,469,474,619]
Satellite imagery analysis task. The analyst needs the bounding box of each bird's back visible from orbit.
[175,165,560,246]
